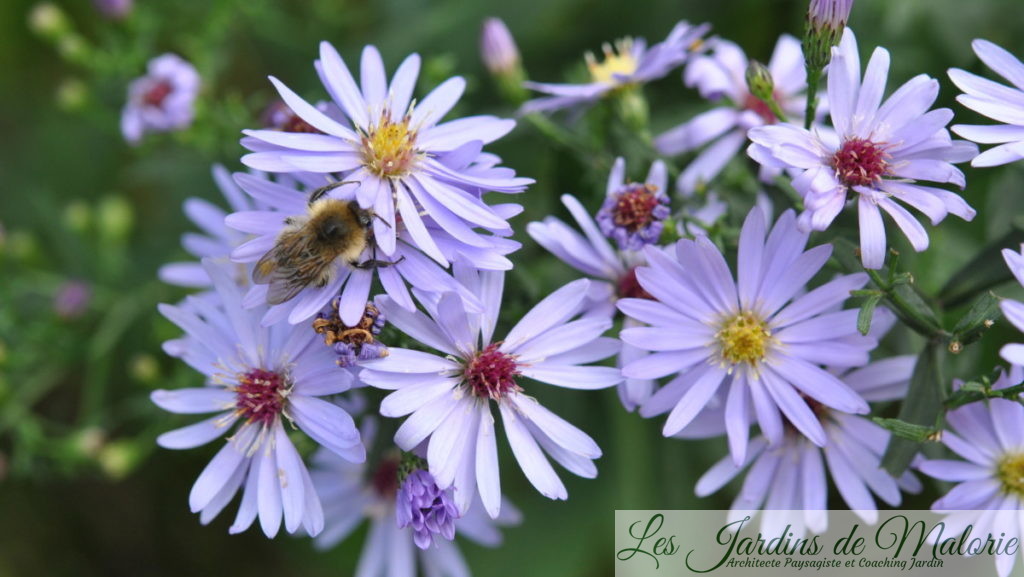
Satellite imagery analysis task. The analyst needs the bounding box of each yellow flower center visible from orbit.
[997,453,1024,496]
[361,112,418,178]
[716,312,772,366]
[586,39,638,85]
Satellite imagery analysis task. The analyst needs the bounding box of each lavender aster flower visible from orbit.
[697,352,919,536]
[312,423,521,576]
[656,35,810,193]
[521,21,709,114]
[360,271,623,518]
[596,158,670,251]
[158,165,260,289]
[397,468,460,549]
[226,172,512,326]
[526,159,665,410]
[153,259,364,537]
[918,366,1024,577]
[620,207,876,464]
[241,43,531,264]
[93,0,132,19]
[54,280,91,319]
[121,53,199,145]
[748,29,978,269]
[950,40,1024,167]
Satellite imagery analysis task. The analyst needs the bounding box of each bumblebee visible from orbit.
[253,181,399,305]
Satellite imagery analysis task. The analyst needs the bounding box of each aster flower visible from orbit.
[241,43,531,267]
[226,171,515,326]
[312,423,521,576]
[747,29,978,269]
[620,207,876,464]
[121,53,200,145]
[521,21,709,114]
[697,349,919,536]
[596,158,670,251]
[152,259,364,537]
[360,271,623,518]
[656,35,811,193]
[158,164,260,289]
[526,158,666,410]
[950,40,1024,167]
[918,366,1024,577]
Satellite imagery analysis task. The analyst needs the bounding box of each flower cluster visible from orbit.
[139,5,1024,577]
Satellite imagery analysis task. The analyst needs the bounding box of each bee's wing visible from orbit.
[252,231,335,305]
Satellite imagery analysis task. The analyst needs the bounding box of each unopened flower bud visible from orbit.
[480,17,527,103]
[28,2,69,40]
[804,0,853,72]
[480,17,520,75]
[745,60,775,105]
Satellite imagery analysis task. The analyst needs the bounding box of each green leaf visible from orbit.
[857,293,883,336]
[881,343,947,476]
[950,291,1002,350]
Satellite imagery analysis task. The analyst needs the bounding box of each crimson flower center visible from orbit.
[143,80,173,108]
[234,368,290,426]
[464,343,521,400]
[617,266,655,300]
[611,184,660,233]
[743,93,777,125]
[832,137,890,188]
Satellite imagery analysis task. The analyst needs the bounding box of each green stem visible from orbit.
[945,382,1024,410]
[804,68,822,130]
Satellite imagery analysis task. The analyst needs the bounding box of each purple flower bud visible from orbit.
[480,17,520,75]
[596,182,671,251]
[93,0,132,20]
[395,469,460,550]
[808,0,853,32]
[54,280,92,319]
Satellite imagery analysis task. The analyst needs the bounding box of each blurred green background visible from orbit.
[3,0,1024,575]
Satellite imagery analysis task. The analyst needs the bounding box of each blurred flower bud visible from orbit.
[54,280,92,319]
[129,353,160,384]
[98,440,143,480]
[804,0,853,72]
[480,17,527,103]
[92,0,132,20]
[57,34,90,63]
[97,195,134,243]
[481,18,520,75]
[63,200,91,234]
[56,78,88,111]
[745,60,775,104]
[28,2,69,40]
[72,427,106,459]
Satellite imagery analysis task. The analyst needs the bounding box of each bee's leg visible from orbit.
[352,256,406,270]
[308,179,359,206]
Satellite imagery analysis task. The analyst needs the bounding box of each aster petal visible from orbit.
[974,39,1024,91]
[878,197,929,252]
[362,347,459,374]
[152,388,235,415]
[731,446,780,511]
[499,402,567,500]
[501,279,589,352]
[823,444,877,519]
[190,441,247,513]
[519,364,622,390]
[389,53,421,121]
[972,141,1024,168]
[696,437,767,497]
[228,451,260,534]
[655,108,740,156]
[476,409,502,518]
[620,324,713,352]
[319,42,370,129]
[918,460,992,482]
[725,375,752,463]
[359,45,387,107]
[197,455,248,526]
[769,356,869,414]
[800,443,828,533]
[662,365,727,437]
[376,297,457,355]
[267,76,357,139]
[512,394,600,458]
[419,116,516,150]
[857,198,886,269]
[394,393,459,450]
[758,244,832,317]
[737,206,767,310]
[761,368,827,446]
[273,425,307,533]
[748,376,784,446]
[290,395,362,455]
[770,273,867,328]
[677,131,747,194]
[427,396,477,488]
[381,379,457,417]
[952,123,1024,144]
[854,47,890,133]
[157,413,236,449]
[932,479,1002,510]
[990,397,1024,451]
[514,317,613,362]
